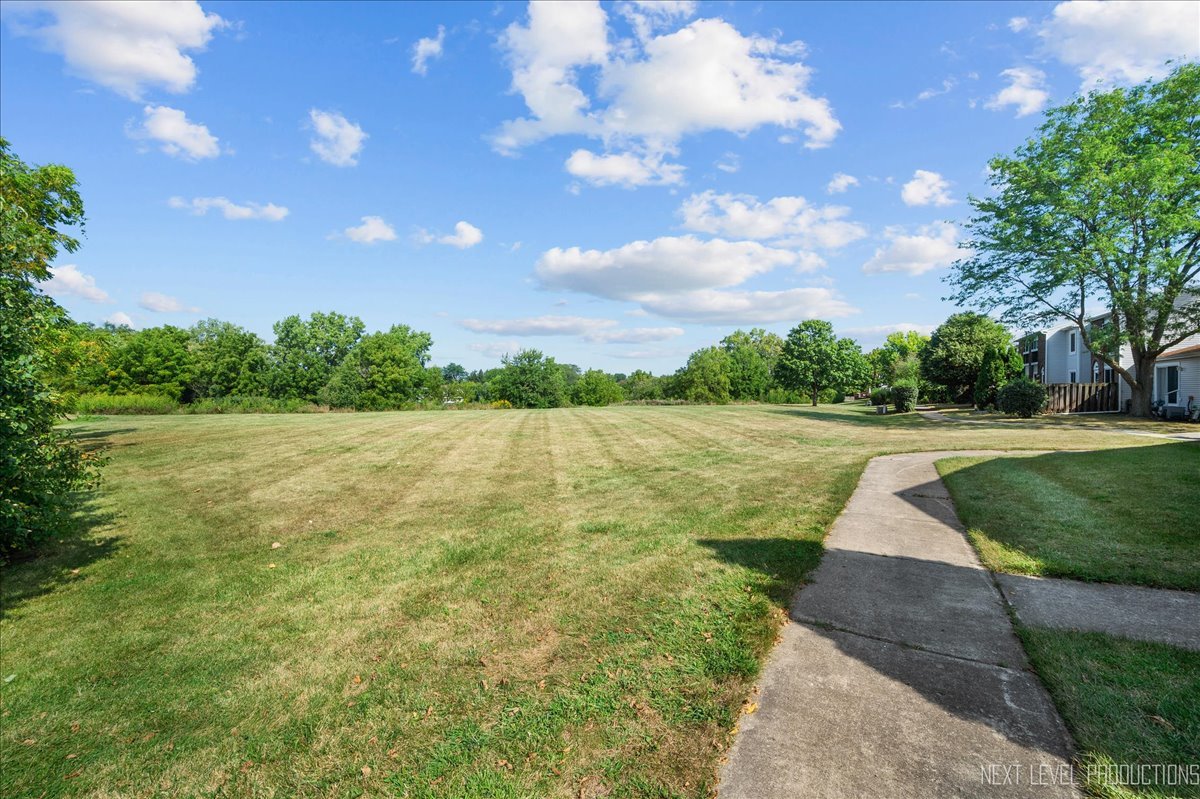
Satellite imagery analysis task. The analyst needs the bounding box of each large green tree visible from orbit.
[949,63,1200,416]
[189,319,268,399]
[775,320,865,406]
[676,347,733,404]
[1,139,100,556]
[492,349,568,408]
[267,311,365,401]
[322,324,438,410]
[921,312,1014,403]
[572,369,625,406]
[105,326,194,400]
[720,328,784,400]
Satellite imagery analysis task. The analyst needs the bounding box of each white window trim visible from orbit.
[1155,363,1183,406]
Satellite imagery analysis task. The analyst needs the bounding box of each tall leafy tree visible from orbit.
[1,138,100,556]
[949,63,1200,416]
[322,324,437,410]
[921,312,1014,403]
[775,321,865,406]
[720,328,784,400]
[441,362,467,383]
[189,319,268,399]
[105,326,194,400]
[677,347,733,404]
[267,311,365,401]
[572,369,625,406]
[493,349,568,408]
[973,344,1024,409]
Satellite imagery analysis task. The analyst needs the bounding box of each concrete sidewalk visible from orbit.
[718,452,1080,799]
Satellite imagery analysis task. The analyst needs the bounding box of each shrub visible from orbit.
[892,380,919,413]
[72,393,178,415]
[764,387,802,404]
[489,399,512,409]
[181,396,326,414]
[869,387,891,406]
[997,378,1048,418]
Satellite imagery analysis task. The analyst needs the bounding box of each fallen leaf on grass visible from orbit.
[271,542,282,549]
[361,766,372,778]
[743,702,758,715]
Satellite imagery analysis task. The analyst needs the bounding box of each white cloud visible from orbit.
[106,311,135,328]
[494,4,840,168]
[536,235,809,300]
[984,66,1049,117]
[1008,16,1030,32]
[412,25,446,75]
[343,216,397,244]
[139,291,198,313]
[1039,1,1199,87]
[5,0,225,99]
[565,148,684,187]
[637,287,857,325]
[309,109,367,167]
[438,221,484,249]
[131,105,220,160]
[862,222,961,276]
[900,170,954,207]
[588,326,685,343]
[616,0,697,41]
[467,340,522,358]
[826,172,859,194]
[842,322,937,338]
[715,152,740,173]
[43,264,110,303]
[678,191,867,249]
[168,196,288,221]
[460,315,616,336]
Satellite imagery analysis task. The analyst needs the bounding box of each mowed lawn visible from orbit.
[938,445,1200,590]
[0,405,1146,798]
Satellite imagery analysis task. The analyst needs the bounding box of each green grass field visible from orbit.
[938,446,1200,590]
[0,405,1169,798]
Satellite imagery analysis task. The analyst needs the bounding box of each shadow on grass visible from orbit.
[68,427,139,453]
[697,537,825,607]
[763,406,928,428]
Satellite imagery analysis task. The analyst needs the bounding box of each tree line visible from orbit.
[50,310,1025,413]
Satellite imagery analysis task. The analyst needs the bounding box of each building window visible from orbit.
[1092,362,1100,382]
[1069,332,1077,353]
[1069,370,1077,384]
[1156,365,1180,405]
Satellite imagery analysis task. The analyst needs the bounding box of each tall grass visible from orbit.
[71,393,178,414]
[181,396,327,414]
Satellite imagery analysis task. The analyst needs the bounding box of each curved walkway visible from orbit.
[719,449,1200,797]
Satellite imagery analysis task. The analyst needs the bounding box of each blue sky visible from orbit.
[3,0,1197,372]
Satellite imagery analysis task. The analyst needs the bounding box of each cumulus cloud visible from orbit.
[418,220,485,248]
[131,105,220,160]
[637,288,857,325]
[826,172,859,194]
[862,222,961,276]
[168,196,288,221]
[493,3,840,175]
[1008,16,1030,32]
[43,264,110,303]
[139,291,199,313]
[616,0,697,41]
[842,322,937,339]
[5,0,225,99]
[460,315,616,336]
[412,25,446,75]
[565,148,684,187]
[900,170,954,207]
[309,109,367,166]
[1038,0,1199,87]
[106,311,135,328]
[588,326,685,343]
[985,66,1049,117]
[342,216,397,244]
[536,235,808,300]
[467,340,522,358]
[678,191,867,249]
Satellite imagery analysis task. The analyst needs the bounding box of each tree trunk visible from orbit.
[1127,353,1156,417]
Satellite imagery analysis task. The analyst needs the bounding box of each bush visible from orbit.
[181,396,326,414]
[72,393,178,415]
[997,378,1048,418]
[489,399,512,409]
[765,387,803,404]
[892,381,919,413]
[869,387,891,406]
